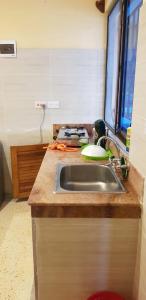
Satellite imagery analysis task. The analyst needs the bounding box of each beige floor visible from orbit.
[0,200,34,300]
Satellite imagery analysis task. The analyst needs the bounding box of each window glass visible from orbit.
[105,0,122,131]
[104,0,142,142]
[119,6,139,132]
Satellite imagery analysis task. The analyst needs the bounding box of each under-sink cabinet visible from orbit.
[28,150,142,300]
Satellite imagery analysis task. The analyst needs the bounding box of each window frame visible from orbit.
[104,0,124,135]
[118,4,140,140]
[104,0,142,144]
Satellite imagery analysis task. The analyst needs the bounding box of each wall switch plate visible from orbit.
[47,101,60,109]
[35,101,46,109]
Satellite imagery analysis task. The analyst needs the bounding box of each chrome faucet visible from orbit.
[97,136,129,180]
[97,135,121,158]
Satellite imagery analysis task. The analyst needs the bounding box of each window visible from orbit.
[104,0,142,142]
[104,0,123,132]
[119,3,140,133]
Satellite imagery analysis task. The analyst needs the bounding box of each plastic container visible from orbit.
[81,145,107,158]
[126,127,131,152]
[87,291,125,300]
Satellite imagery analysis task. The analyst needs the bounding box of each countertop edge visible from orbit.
[31,203,141,219]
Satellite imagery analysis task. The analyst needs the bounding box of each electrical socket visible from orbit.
[35,101,46,109]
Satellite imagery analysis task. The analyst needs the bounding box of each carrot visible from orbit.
[47,142,79,152]
[48,144,57,150]
[64,148,78,152]
[57,145,66,150]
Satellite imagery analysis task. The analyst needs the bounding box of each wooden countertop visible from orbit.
[28,149,142,218]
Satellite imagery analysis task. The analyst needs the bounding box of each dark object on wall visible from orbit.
[0,40,16,57]
[94,119,106,148]
[11,144,48,200]
[95,0,105,13]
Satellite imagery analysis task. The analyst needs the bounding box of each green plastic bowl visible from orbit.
[81,145,112,161]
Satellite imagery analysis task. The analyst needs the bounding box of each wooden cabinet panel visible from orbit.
[33,218,139,300]
[11,144,47,199]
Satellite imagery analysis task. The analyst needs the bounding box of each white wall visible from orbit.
[0,0,107,195]
[0,48,105,142]
[105,0,116,12]
[0,0,106,49]
[129,1,146,299]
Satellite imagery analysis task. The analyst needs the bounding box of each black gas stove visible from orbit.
[57,126,89,146]
[64,127,87,138]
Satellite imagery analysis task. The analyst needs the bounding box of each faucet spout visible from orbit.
[97,135,129,180]
[97,135,120,158]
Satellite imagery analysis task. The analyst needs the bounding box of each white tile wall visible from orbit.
[0,49,105,131]
[0,48,105,194]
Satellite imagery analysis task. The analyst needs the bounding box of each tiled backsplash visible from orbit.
[0,48,105,130]
[0,48,105,194]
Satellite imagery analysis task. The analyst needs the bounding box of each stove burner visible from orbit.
[77,127,84,131]
[64,126,84,131]
[64,132,72,137]
[79,132,85,137]
[64,131,85,138]
[57,126,89,143]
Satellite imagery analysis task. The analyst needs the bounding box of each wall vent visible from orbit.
[0,40,16,57]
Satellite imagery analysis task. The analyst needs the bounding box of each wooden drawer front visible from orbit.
[11,144,48,199]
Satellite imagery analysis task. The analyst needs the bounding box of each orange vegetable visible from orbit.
[47,142,78,152]
[64,148,78,152]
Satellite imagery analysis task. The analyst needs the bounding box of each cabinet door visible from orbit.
[11,144,48,199]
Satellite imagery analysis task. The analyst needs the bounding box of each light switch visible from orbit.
[47,101,60,109]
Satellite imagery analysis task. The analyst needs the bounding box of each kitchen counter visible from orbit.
[28,149,142,218]
[29,149,143,300]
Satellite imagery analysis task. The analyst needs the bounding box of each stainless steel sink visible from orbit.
[55,163,126,193]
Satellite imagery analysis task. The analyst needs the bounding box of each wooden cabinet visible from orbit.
[11,144,47,199]
[33,218,139,300]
